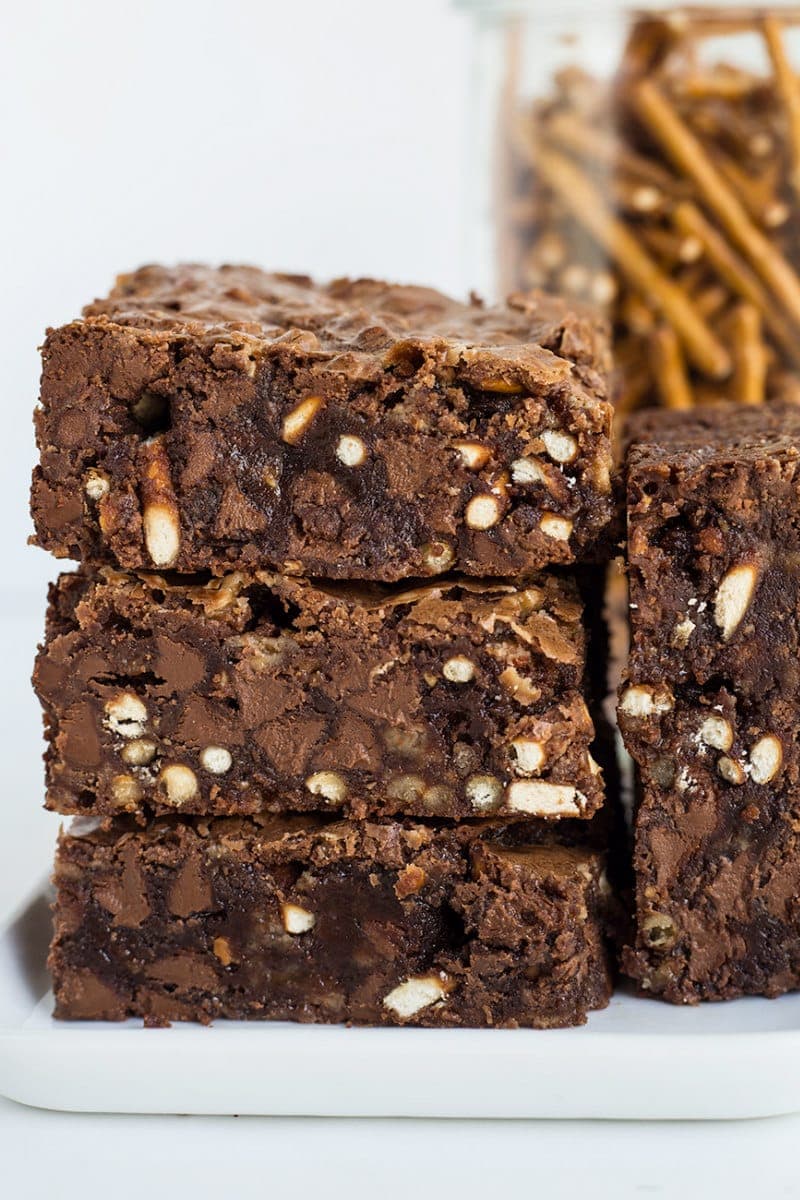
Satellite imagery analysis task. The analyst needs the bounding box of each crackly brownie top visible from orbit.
[76,263,610,387]
[625,402,800,472]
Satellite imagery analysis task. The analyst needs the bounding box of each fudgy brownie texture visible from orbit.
[621,692,800,1003]
[620,404,800,1002]
[51,814,614,1028]
[623,403,800,694]
[35,568,605,822]
[31,264,615,581]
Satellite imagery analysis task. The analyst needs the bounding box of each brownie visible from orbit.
[35,568,605,822]
[624,403,800,694]
[50,814,614,1028]
[619,404,800,1002]
[620,692,800,1003]
[30,264,615,581]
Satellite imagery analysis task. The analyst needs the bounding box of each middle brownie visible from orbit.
[35,568,604,822]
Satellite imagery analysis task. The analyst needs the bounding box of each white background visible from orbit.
[1,0,471,941]
[2,1,799,1194]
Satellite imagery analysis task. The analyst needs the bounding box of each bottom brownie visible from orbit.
[51,814,614,1028]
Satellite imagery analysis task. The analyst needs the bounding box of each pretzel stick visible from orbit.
[535,146,731,378]
[714,154,790,229]
[763,15,800,199]
[633,80,800,329]
[663,8,800,37]
[618,16,677,80]
[650,325,695,410]
[641,226,703,266]
[543,110,691,196]
[685,103,778,166]
[613,176,668,216]
[673,69,765,100]
[673,201,800,365]
[725,303,767,405]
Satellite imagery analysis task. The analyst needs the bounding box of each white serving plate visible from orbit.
[2,884,800,1120]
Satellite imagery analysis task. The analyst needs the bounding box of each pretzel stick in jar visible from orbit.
[613,175,670,217]
[633,79,800,329]
[618,14,680,80]
[763,15,800,198]
[713,153,790,230]
[673,201,800,364]
[651,325,695,410]
[664,7,800,38]
[641,226,704,266]
[725,303,768,405]
[543,110,692,197]
[535,146,731,379]
[673,68,765,101]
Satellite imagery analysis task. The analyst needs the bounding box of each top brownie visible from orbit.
[623,404,800,701]
[31,264,614,580]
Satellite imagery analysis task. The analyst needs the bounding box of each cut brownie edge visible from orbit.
[51,814,615,1028]
[620,402,800,1003]
[31,265,615,580]
[36,567,607,823]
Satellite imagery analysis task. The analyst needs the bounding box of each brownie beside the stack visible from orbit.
[32,264,619,1028]
[619,404,800,1003]
[35,570,604,823]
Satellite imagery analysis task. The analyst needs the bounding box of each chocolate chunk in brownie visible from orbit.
[50,814,614,1028]
[31,264,615,580]
[36,568,606,822]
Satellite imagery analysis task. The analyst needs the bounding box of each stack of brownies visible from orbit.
[30,263,620,1028]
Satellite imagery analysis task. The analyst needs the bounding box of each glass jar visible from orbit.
[458,1,800,409]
